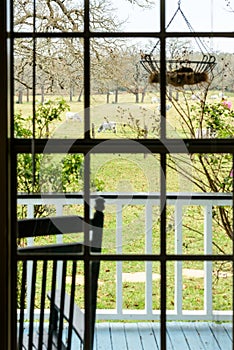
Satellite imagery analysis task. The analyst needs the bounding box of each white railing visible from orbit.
[17,192,233,321]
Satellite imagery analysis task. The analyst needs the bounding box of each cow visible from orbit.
[97,121,117,133]
[151,96,159,104]
[157,104,172,112]
[191,94,200,100]
[209,94,218,99]
[195,127,216,138]
[66,112,82,122]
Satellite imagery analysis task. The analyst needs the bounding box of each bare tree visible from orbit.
[13,0,134,98]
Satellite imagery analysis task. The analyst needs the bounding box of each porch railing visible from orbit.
[17,192,233,322]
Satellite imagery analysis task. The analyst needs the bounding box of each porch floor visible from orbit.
[92,321,232,350]
[21,321,232,349]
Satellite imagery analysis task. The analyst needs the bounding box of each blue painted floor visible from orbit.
[19,321,233,349]
[93,322,232,350]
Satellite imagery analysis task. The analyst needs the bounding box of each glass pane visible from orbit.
[121,261,161,313]
[17,153,84,194]
[167,153,233,255]
[97,261,116,310]
[166,320,232,350]
[166,0,234,32]
[167,260,232,350]
[14,38,34,137]
[196,322,232,350]
[213,261,233,313]
[90,37,161,139]
[14,0,84,32]
[165,74,234,139]
[152,261,161,313]
[122,261,146,310]
[13,0,34,32]
[90,0,159,32]
[182,261,205,310]
[14,37,84,139]
[90,151,160,254]
[139,36,234,139]
[17,259,85,348]
[36,0,84,32]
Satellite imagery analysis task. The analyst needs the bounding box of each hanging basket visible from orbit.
[140,54,216,87]
[140,1,216,88]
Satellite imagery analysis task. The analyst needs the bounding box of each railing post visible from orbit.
[204,202,213,317]
[26,204,34,319]
[56,204,64,290]
[116,203,123,316]
[175,202,183,317]
[145,202,153,316]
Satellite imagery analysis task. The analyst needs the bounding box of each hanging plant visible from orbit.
[140,1,216,87]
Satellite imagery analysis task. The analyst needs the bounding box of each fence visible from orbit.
[17,192,233,321]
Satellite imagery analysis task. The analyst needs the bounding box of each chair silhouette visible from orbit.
[17,197,105,350]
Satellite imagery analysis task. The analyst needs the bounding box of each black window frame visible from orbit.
[0,0,233,349]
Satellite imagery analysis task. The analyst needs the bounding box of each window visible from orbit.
[3,0,233,349]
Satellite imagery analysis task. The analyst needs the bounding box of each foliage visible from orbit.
[190,101,234,138]
[179,100,234,194]
[16,99,68,195]
[16,99,104,210]
[15,98,69,138]
[168,95,234,243]
[115,105,160,138]
[35,99,69,137]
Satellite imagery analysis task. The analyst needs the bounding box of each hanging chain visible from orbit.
[150,0,210,56]
[150,2,181,55]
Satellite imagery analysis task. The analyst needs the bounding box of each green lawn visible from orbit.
[16,91,233,314]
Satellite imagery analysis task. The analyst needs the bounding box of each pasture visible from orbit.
[14,90,234,139]
[15,91,234,313]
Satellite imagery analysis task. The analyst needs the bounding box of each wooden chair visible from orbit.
[17,197,105,350]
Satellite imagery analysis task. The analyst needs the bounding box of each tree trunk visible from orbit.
[69,86,73,102]
[135,92,139,103]
[77,87,83,102]
[115,89,118,104]
[26,88,29,102]
[91,123,95,138]
[41,85,45,104]
[168,87,173,101]
[106,92,110,104]
[18,89,23,104]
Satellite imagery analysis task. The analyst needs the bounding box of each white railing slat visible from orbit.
[204,203,213,317]
[18,193,232,321]
[145,203,153,315]
[175,202,183,317]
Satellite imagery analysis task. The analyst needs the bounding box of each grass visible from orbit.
[18,202,233,313]
[14,91,234,139]
[16,91,234,315]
